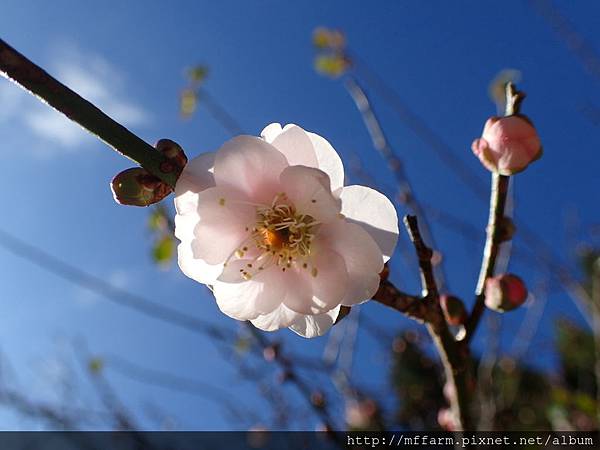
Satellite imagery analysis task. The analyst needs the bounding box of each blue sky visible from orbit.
[1,0,599,430]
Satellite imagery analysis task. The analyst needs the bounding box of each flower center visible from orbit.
[253,194,317,267]
[226,193,321,281]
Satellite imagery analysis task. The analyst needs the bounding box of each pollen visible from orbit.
[219,198,226,206]
[251,194,320,271]
[263,229,285,249]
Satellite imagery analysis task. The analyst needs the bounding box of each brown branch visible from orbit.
[404,215,439,298]
[372,279,422,317]
[404,215,472,431]
[0,39,177,188]
[464,173,510,341]
[374,215,473,431]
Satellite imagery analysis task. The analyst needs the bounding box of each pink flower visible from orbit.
[484,273,528,312]
[174,124,398,338]
[471,116,542,175]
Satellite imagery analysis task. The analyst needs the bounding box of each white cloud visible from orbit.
[0,42,150,155]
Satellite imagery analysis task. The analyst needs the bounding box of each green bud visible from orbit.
[111,168,171,207]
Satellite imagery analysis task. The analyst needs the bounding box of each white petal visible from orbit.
[174,151,215,216]
[289,306,341,338]
[262,124,345,192]
[278,267,318,315]
[339,185,399,262]
[190,187,255,265]
[176,241,224,285]
[279,165,341,223]
[260,123,283,143]
[251,304,299,332]
[213,265,288,320]
[318,221,383,306]
[270,124,319,168]
[308,248,348,310]
[214,136,288,204]
[306,131,345,191]
[280,249,347,314]
[212,280,263,321]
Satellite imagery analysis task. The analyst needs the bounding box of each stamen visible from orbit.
[248,193,321,272]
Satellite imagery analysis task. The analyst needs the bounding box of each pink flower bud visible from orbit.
[440,295,467,326]
[472,116,541,175]
[485,273,528,312]
[437,408,456,431]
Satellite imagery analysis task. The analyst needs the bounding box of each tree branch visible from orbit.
[404,215,439,298]
[464,82,522,343]
[0,39,178,188]
[372,279,427,322]
[374,215,472,431]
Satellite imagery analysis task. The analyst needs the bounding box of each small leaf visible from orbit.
[88,357,104,374]
[148,207,168,232]
[152,235,175,265]
[313,27,332,49]
[187,65,209,83]
[314,54,349,78]
[180,89,198,117]
[312,27,346,51]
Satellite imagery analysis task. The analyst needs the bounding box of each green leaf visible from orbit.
[314,54,349,78]
[180,89,198,117]
[88,357,104,374]
[312,27,346,51]
[148,206,168,232]
[187,65,209,83]
[152,235,175,265]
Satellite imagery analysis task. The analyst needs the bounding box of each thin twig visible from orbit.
[464,173,510,342]
[349,52,489,199]
[464,83,522,343]
[0,39,177,188]
[343,76,447,290]
[394,215,472,431]
[199,88,246,136]
[404,215,439,299]
[372,280,427,321]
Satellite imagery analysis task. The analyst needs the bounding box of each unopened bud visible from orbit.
[437,408,456,431]
[156,139,188,177]
[440,295,467,326]
[262,344,279,362]
[111,168,171,206]
[497,216,516,242]
[111,139,187,207]
[471,115,542,175]
[485,274,528,312]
